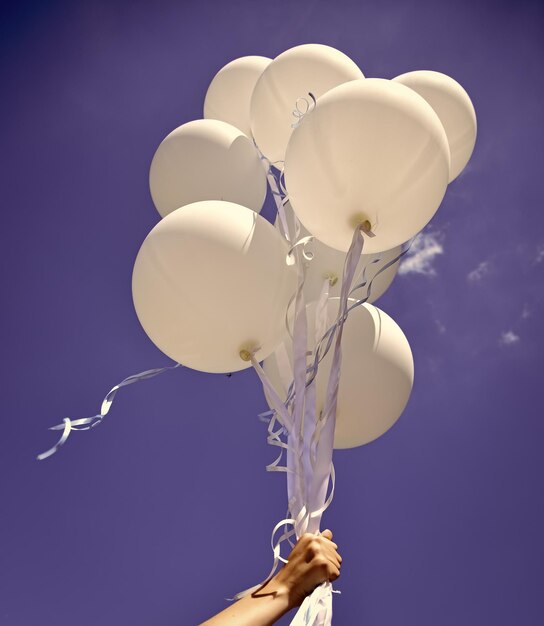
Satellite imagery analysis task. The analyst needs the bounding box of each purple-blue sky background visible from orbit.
[2,1,543,624]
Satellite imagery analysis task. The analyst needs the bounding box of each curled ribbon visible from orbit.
[287,235,315,265]
[37,363,181,461]
[291,93,317,128]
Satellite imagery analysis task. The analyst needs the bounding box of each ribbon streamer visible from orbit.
[258,151,293,244]
[36,418,73,461]
[37,363,181,461]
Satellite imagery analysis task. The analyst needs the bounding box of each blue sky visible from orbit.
[1,1,543,624]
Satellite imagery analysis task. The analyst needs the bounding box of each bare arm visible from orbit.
[199,529,342,626]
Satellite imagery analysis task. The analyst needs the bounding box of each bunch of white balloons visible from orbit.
[132,43,476,449]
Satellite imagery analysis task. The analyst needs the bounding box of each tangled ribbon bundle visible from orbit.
[237,154,374,624]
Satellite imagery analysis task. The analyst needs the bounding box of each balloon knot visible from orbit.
[324,272,338,287]
[239,349,252,361]
[359,219,372,233]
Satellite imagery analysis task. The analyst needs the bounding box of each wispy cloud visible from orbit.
[467,260,491,283]
[499,330,520,346]
[399,231,443,277]
[535,244,544,265]
[522,303,531,320]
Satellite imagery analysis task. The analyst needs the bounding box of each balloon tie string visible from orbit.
[281,225,409,408]
[282,223,378,411]
[255,146,293,242]
[259,238,310,509]
[291,93,317,128]
[278,167,288,197]
[287,235,315,264]
[319,223,367,430]
[309,463,336,520]
[285,500,297,549]
[347,238,414,312]
[36,363,182,461]
[249,242,310,577]
[349,256,382,297]
[250,352,294,434]
[262,410,296,474]
[349,237,414,303]
[306,280,330,469]
[290,242,311,534]
[254,143,303,250]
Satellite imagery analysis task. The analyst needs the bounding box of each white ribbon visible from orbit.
[244,133,386,624]
[287,225,368,625]
[37,363,181,460]
[290,582,333,626]
[291,93,317,128]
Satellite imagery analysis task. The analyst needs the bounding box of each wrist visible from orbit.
[269,571,301,610]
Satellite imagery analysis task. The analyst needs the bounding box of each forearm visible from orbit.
[199,577,293,626]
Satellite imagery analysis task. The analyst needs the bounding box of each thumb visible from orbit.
[320,529,333,541]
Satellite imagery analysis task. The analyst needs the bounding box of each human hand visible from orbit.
[270,529,342,609]
[200,529,341,625]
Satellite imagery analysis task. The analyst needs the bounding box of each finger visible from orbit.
[322,542,341,562]
[328,563,341,582]
[327,544,342,562]
[318,534,337,551]
[320,529,333,541]
[325,551,342,569]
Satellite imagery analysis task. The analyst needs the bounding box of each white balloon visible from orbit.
[275,203,402,304]
[149,119,267,218]
[250,43,364,163]
[284,78,450,253]
[263,299,414,449]
[132,201,297,374]
[204,56,272,138]
[393,70,477,182]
